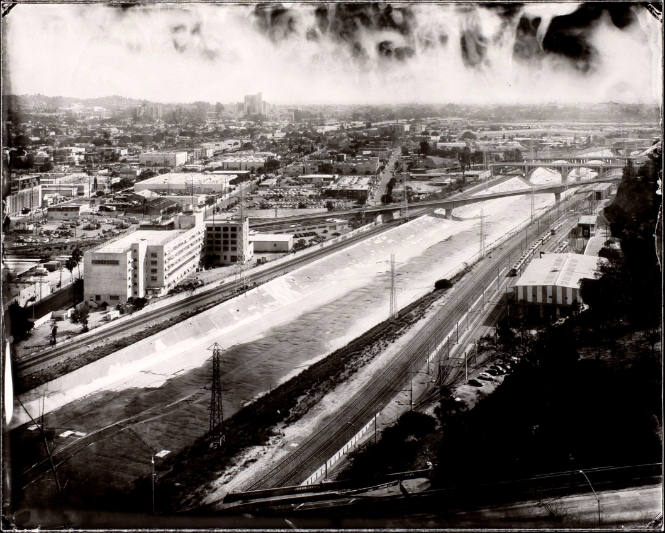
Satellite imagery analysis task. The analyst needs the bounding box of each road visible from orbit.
[15,219,402,377]
[245,193,587,491]
[367,146,400,206]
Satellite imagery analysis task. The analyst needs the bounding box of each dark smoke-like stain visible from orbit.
[542,2,637,72]
[377,40,414,61]
[253,3,298,43]
[253,3,417,62]
[513,15,543,62]
[460,29,488,67]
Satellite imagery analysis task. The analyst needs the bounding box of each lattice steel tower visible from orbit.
[208,342,225,447]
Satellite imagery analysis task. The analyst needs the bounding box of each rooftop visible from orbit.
[578,215,598,225]
[515,253,602,289]
[249,233,293,242]
[95,229,185,253]
[137,172,236,186]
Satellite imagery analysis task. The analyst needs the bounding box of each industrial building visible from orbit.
[4,185,42,215]
[134,172,235,195]
[215,153,276,171]
[322,176,372,203]
[83,212,205,303]
[205,217,253,265]
[249,232,294,253]
[513,253,603,317]
[139,151,188,168]
[47,204,89,220]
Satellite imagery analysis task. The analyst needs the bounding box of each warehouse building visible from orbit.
[134,172,235,195]
[513,253,603,317]
[84,212,205,303]
[323,175,372,203]
[249,232,294,253]
[139,151,188,168]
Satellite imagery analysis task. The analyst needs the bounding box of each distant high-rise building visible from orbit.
[243,93,263,117]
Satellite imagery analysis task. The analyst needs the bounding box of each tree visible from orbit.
[8,301,33,341]
[264,159,280,173]
[419,141,430,155]
[71,247,83,279]
[65,257,77,283]
[458,146,472,176]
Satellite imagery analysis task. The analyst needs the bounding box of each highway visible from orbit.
[245,193,587,491]
[14,219,403,377]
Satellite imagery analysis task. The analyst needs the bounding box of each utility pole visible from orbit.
[389,253,396,318]
[208,343,225,447]
[530,185,535,223]
[479,206,485,258]
[402,173,409,220]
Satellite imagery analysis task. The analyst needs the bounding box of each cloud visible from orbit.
[4,3,662,104]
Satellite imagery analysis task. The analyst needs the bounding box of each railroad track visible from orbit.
[16,220,403,375]
[247,197,584,490]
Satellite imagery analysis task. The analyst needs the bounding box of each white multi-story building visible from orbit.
[139,151,188,168]
[205,217,253,265]
[84,212,205,303]
[5,186,42,215]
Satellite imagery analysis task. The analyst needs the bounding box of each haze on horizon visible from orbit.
[4,3,663,106]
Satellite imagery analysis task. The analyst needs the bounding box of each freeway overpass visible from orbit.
[249,175,619,228]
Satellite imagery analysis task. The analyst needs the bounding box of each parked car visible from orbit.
[468,379,483,387]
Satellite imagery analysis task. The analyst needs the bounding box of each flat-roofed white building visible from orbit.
[139,151,188,168]
[47,204,90,220]
[249,232,294,252]
[514,253,603,316]
[84,213,205,303]
[298,174,337,186]
[216,153,276,171]
[134,172,235,195]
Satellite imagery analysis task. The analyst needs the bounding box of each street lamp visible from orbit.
[579,469,601,526]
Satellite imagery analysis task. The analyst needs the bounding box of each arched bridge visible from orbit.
[489,159,625,183]
[249,175,619,228]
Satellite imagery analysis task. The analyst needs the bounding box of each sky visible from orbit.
[4,2,663,105]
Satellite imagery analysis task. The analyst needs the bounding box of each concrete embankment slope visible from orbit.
[11,214,476,428]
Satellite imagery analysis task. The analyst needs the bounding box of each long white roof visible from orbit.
[515,253,602,289]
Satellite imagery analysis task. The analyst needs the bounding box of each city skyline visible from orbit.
[4,3,663,105]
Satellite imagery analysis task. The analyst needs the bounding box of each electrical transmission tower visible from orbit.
[389,253,396,318]
[208,343,225,447]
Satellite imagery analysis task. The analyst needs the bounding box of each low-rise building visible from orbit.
[323,175,372,203]
[249,232,294,253]
[139,151,188,168]
[513,253,603,317]
[134,172,235,195]
[47,204,88,220]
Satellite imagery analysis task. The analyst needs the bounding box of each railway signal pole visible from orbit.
[208,343,225,447]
